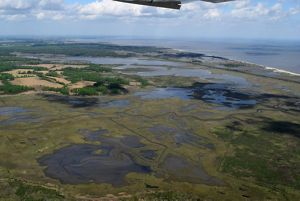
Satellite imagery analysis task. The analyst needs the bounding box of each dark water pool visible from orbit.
[121,135,145,148]
[133,84,257,109]
[0,107,27,115]
[42,94,99,107]
[41,94,130,108]
[192,83,257,109]
[0,106,40,125]
[134,88,192,100]
[39,144,151,186]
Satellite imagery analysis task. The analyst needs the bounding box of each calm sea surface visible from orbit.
[98,38,300,74]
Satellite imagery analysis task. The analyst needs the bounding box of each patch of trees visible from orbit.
[72,79,128,96]
[222,63,242,68]
[63,67,103,83]
[86,64,112,73]
[34,72,57,83]
[0,73,32,95]
[46,71,59,77]
[0,81,33,94]
[0,64,47,73]
[0,43,164,57]
[0,73,14,81]
[42,87,69,95]
[0,54,41,69]
[72,87,98,96]
[131,75,149,87]
[62,67,128,84]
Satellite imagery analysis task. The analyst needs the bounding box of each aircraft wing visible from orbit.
[113,0,234,10]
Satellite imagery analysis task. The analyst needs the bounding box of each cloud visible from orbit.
[38,0,65,10]
[0,0,67,20]
[203,8,221,19]
[229,0,300,20]
[0,0,33,10]
[0,0,299,21]
[0,0,64,11]
[77,0,144,17]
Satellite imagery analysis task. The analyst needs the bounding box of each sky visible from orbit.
[0,0,300,40]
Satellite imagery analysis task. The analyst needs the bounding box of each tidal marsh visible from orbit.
[0,41,300,201]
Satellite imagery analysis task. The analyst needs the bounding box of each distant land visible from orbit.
[97,37,300,74]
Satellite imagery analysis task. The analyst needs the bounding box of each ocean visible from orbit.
[98,38,300,74]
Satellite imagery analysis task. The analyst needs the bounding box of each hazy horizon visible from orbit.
[1,35,300,43]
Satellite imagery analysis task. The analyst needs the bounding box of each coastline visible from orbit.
[172,48,300,77]
[233,59,300,77]
[264,66,300,77]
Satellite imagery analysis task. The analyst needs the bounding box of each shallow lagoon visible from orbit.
[134,88,193,100]
[39,144,151,186]
[0,106,40,125]
[192,83,257,109]
[0,107,27,115]
[135,67,250,86]
[134,85,257,109]
[41,94,130,108]
[65,56,182,67]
